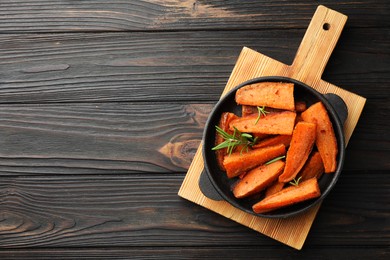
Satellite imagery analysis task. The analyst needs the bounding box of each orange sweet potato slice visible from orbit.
[253,133,270,140]
[242,105,285,117]
[229,111,296,135]
[252,134,292,149]
[232,160,285,199]
[295,101,307,112]
[265,180,285,197]
[298,151,325,181]
[215,112,239,170]
[223,144,286,179]
[301,102,338,173]
[295,113,304,124]
[235,82,295,110]
[278,121,316,183]
[252,178,321,214]
[242,105,258,117]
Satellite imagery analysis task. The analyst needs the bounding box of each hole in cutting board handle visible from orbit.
[290,6,347,83]
[323,23,330,30]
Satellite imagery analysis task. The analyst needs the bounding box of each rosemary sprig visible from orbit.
[265,155,286,165]
[212,126,258,155]
[255,106,269,124]
[289,176,302,187]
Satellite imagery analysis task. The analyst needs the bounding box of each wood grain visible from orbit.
[0,101,387,176]
[0,103,209,175]
[0,29,387,103]
[0,247,388,259]
[0,172,388,248]
[0,0,387,32]
[0,0,388,257]
[0,30,296,103]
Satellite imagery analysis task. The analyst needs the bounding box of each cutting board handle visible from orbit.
[289,5,347,85]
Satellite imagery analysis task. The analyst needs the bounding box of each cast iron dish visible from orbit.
[200,76,347,218]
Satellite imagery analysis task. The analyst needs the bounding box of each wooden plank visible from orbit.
[0,172,388,248]
[0,103,209,175]
[0,247,388,259]
[0,1,387,32]
[0,101,387,177]
[0,29,387,104]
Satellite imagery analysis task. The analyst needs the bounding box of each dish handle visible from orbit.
[199,169,224,201]
[324,93,348,126]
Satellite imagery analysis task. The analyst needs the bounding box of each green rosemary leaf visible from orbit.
[265,155,286,165]
[212,125,259,155]
[289,176,302,187]
[241,133,254,139]
[211,140,231,150]
[215,125,232,139]
[255,106,269,125]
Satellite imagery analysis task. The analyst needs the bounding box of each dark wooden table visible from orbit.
[0,1,388,259]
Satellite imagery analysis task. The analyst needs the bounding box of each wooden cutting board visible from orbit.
[178,5,366,250]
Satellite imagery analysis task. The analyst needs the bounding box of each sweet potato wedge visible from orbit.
[253,133,270,140]
[252,134,292,149]
[242,105,258,117]
[278,122,316,183]
[215,112,239,170]
[298,151,325,181]
[295,101,307,112]
[265,180,285,197]
[235,82,295,110]
[232,160,285,199]
[223,144,286,179]
[252,178,321,214]
[295,113,304,124]
[301,102,338,173]
[229,111,296,135]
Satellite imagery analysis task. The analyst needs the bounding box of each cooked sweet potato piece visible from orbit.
[215,112,239,170]
[295,113,304,124]
[238,172,247,179]
[298,151,325,181]
[242,105,284,117]
[242,105,258,117]
[265,180,285,197]
[253,133,270,140]
[279,122,316,183]
[233,160,285,199]
[223,144,286,179]
[252,134,292,149]
[235,82,295,110]
[301,102,338,173]
[229,111,296,135]
[252,178,321,214]
[295,101,307,112]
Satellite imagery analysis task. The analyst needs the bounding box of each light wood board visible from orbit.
[178,5,366,250]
